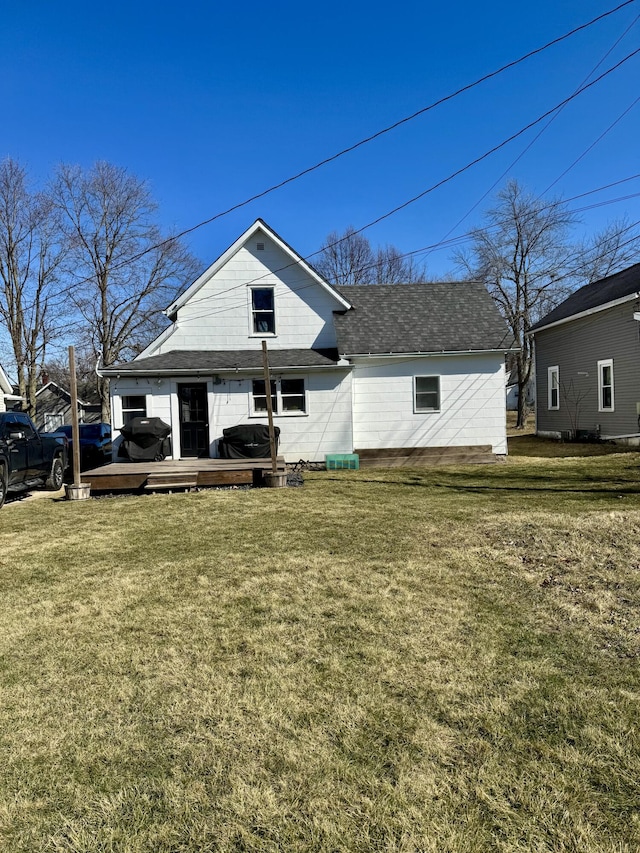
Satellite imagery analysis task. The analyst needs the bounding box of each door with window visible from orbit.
[178,384,209,458]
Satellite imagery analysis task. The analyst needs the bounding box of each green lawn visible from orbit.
[1,450,640,851]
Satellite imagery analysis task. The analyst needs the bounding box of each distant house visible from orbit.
[530,263,640,443]
[35,381,101,432]
[100,219,515,462]
[506,365,535,412]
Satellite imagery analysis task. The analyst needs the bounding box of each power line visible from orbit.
[329,48,640,249]
[177,179,640,320]
[177,195,640,328]
[172,43,640,316]
[542,95,640,195]
[108,0,639,272]
[421,9,640,264]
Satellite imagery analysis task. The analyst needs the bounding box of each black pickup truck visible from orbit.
[0,412,68,509]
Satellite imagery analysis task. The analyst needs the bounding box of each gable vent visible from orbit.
[256,242,265,251]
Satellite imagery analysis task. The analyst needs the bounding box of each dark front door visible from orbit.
[178,384,209,458]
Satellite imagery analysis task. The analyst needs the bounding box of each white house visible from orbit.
[0,365,21,413]
[101,220,514,462]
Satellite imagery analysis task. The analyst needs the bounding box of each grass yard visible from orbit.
[1,449,640,851]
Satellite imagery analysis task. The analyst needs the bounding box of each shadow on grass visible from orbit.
[507,434,638,458]
[326,475,640,496]
[323,456,640,507]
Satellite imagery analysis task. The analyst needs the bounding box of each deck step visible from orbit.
[144,473,199,490]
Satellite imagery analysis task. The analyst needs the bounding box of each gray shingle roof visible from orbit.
[334,282,514,354]
[104,348,340,374]
[531,263,640,331]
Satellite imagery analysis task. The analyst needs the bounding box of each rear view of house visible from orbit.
[101,220,514,462]
[531,263,640,442]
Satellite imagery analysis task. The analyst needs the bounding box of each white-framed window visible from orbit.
[598,359,614,412]
[414,376,440,412]
[250,287,275,335]
[548,366,559,410]
[251,378,307,416]
[44,412,65,432]
[121,394,147,425]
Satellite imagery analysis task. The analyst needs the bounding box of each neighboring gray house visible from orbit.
[530,263,640,442]
[35,381,101,432]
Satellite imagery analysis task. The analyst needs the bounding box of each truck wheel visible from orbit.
[46,456,64,491]
[0,465,6,509]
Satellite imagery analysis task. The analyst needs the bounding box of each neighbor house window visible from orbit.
[598,359,614,411]
[251,378,307,415]
[121,395,147,425]
[44,413,65,432]
[414,376,440,412]
[548,366,559,410]
[251,287,275,334]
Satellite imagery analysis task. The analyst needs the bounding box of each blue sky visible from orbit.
[2,0,639,278]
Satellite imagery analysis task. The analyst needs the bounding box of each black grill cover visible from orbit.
[119,417,172,461]
[219,424,280,459]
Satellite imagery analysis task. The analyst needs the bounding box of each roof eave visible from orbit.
[340,346,519,358]
[530,291,639,335]
[102,363,346,378]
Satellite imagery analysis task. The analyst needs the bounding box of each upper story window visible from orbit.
[251,287,275,335]
[414,376,440,412]
[548,366,559,410]
[598,359,614,412]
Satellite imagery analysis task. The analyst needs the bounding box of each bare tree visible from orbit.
[455,180,577,429]
[315,226,427,285]
[579,217,640,284]
[43,343,101,404]
[0,159,66,417]
[52,162,199,421]
[315,226,374,285]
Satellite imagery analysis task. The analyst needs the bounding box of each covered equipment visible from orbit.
[218,424,280,459]
[119,417,172,462]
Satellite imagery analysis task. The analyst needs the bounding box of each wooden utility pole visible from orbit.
[68,345,82,487]
[261,340,278,474]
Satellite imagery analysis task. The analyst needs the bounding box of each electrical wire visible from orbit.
[420,9,640,264]
[104,0,640,272]
[163,44,640,317]
[170,204,640,330]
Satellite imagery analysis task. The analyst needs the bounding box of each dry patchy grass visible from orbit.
[1,454,640,851]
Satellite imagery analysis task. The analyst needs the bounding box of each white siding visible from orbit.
[351,355,507,454]
[155,233,342,354]
[111,371,352,462]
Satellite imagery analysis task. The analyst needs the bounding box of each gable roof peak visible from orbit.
[165,219,351,318]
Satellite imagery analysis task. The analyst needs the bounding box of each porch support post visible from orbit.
[261,340,279,474]
[68,345,82,487]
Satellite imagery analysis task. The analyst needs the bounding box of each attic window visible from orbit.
[251,287,275,334]
[256,242,265,251]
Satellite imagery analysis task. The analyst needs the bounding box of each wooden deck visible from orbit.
[81,457,286,493]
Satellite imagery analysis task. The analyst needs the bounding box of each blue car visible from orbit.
[56,422,112,470]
